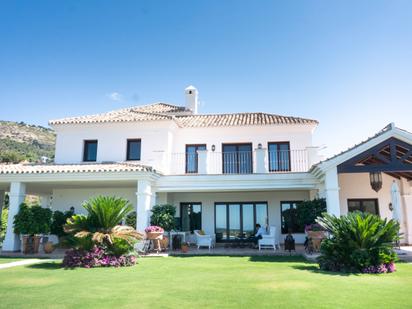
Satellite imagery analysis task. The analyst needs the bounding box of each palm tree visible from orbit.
[64,196,143,250]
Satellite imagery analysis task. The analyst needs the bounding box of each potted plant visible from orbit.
[145,225,164,239]
[145,226,164,251]
[305,223,325,252]
[305,223,325,238]
[13,203,52,254]
[43,241,55,254]
[181,242,189,253]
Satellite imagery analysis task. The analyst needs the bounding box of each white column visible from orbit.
[136,180,153,233]
[255,147,268,174]
[0,190,5,225]
[400,177,412,245]
[197,150,208,174]
[3,182,26,251]
[324,167,341,216]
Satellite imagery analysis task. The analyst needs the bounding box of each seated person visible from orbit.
[252,223,266,247]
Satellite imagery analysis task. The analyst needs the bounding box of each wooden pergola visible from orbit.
[337,137,412,181]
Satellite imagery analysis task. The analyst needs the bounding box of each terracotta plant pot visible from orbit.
[181,244,189,253]
[307,231,325,239]
[146,232,163,240]
[22,235,41,254]
[160,237,169,250]
[43,241,55,254]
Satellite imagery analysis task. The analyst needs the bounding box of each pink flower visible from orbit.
[145,226,164,233]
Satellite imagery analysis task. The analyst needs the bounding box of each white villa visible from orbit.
[1,86,411,251]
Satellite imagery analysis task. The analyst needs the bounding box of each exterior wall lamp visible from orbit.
[211,145,216,152]
[258,143,262,149]
[369,172,383,192]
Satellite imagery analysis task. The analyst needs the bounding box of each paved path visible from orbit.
[0,259,50,269]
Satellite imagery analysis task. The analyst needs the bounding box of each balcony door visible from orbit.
[268,142,290,172]
[222,143,253,174]
[186,144,206,174]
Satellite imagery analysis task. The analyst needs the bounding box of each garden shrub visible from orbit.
[63,196,143,268]
[150,204,176,231]
[13,203,52,235]
[296,198,326,228]
[125,211,136,228]
[316,212,400,273]
[51,209,74,238]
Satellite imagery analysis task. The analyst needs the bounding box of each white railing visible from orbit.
[164,149,311,175]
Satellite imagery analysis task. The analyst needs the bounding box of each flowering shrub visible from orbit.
[362,262,396,274]
[63,246,137,268]
[145,225,164,233]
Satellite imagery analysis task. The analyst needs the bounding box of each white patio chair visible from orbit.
[194,230,215,251]
[258,226,278,251]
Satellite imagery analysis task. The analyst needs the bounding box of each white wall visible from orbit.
[53,120,315,175]
[53,121,176,168]
[338,173,397,219]
[167,190,310,243]
[51,188,137,214]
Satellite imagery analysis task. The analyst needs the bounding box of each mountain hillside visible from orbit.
[0,121,56,163]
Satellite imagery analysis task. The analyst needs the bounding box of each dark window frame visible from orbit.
[180,202,202,233]
[221,143,253,174]
[347,198,380,215]
[280,200,304,234]
[268,141,291,172]
[214,201,268,242]
[83,140,98,162]
[185,144,207,174]
[126,139,142,161]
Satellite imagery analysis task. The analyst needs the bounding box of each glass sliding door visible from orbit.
[228,204,241,239]
[256,203,268,227]
[222,143,253,174]
[214,202,268,242]
[242,204,254,238]
[180,203,202,232]
[215,204,227,242]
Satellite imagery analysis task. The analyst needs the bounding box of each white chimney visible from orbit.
[185,85,198,114]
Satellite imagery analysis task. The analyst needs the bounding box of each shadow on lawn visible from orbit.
[26,262,64,270]
[290,264,358,277]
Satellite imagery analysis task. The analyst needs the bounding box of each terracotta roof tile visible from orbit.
[49,103,318,127]
[0,162,155,175]
[175,113,317,127]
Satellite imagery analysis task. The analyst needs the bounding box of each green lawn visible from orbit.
[0,256,411,308]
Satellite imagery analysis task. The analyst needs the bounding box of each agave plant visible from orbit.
[316,212,400,272]
[64,196,143,254]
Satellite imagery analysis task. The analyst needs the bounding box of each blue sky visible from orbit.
[0,1,411,156]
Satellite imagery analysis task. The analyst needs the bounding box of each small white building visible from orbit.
[1,86,411,251]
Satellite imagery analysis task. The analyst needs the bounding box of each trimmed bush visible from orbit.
[150,204,176,232]
[316,212,399,273]
[13,203,52,235]
[51,210,74,238]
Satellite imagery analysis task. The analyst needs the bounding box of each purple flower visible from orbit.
[62,246,137,268]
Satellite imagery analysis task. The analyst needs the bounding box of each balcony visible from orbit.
[158,148,319,175]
